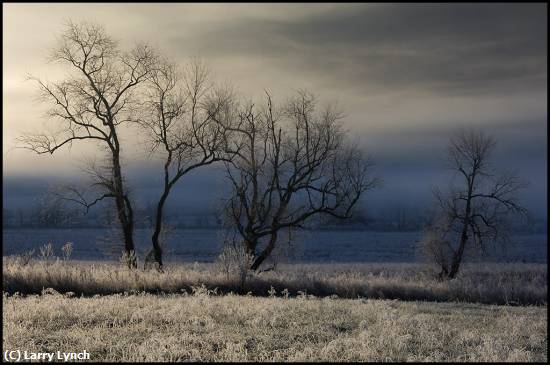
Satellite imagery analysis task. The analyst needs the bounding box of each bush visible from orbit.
[39,243,54,261]
[61,242,73,261]
[216,243,254,291]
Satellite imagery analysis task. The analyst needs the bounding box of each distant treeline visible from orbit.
[3,205,545,233]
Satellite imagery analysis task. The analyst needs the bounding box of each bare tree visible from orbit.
[19,21,157,266]
[136,58,236,270]
[223,90,379,271]
[422,129,528,279]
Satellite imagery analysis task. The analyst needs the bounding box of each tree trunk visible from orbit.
[115,195,136,268]
[438,265,449,281]
[448,232,467,279]
[151,189,170,270]
[448,180,473,279]
[244,234,258,257]
[112,152,136,268]
[250,232,277,271]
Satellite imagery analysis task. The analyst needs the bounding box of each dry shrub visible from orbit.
[216,243,254,290]
[38,243,54,261]
[61,242,73,261]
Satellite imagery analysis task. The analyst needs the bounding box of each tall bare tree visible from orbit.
[136,58,236,269]
[422,129,528,279]
[19,21,157,266]
[223,90,379,271]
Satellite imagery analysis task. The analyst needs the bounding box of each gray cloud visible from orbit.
[3,4,547,220]
[171,4,547,96]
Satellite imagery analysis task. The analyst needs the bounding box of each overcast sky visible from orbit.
[3,3,547,218]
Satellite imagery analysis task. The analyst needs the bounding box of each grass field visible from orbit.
[3,291,547,362]
[3,258,546,361]
[3,258,547,305]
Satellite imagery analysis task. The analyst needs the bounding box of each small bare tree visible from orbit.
[136,58,236,270]
[19,21,158,267]
[223,90,379,271]
[423,129,528,279]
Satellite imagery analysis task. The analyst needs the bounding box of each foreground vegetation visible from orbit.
[3,258,546,305]
[3,258,547,361]
[3,291,546,362]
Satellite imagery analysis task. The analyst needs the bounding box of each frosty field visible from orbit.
[3,229,547,362]
[3,258,547,305]
[2,236,547,362]
[3,292,547,362]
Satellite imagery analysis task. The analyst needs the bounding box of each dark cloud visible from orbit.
[172,4,547,95]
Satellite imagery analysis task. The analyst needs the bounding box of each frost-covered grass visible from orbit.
[2,292,547,362]
[3,258,546,305]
